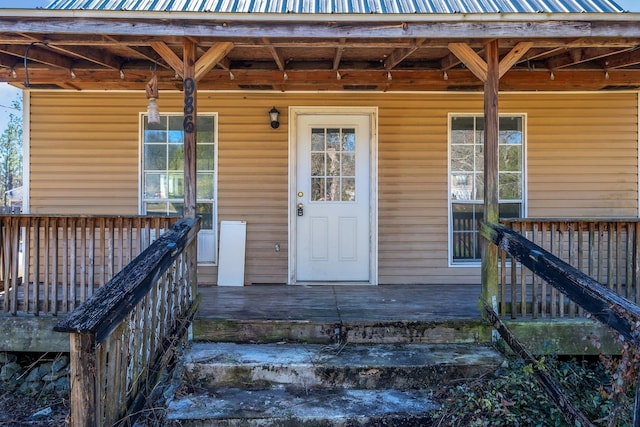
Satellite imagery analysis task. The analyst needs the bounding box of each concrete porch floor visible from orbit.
[196,284,482,322]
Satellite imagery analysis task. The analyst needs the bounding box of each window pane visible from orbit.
[168,145,184,171]
[342,129,355,151]
[451,174,472,200]
[499,202,521,219]
[499,173,522,200]
[475,144,484,171]
[311,128,325,151]
[327,178,340,201]
[197,173,215,199]
[474,172,484,201]
[451,117,475,145]
[196,203,213,229]
[451,145,474,171]
[327,152,341,176]
[311,153,325,176]
[197,144,215,170]
[167,173,184,198]
[169,202,184,216]
[144,145,166,170]
[327,128,340,150]
[145,202,167,215]
[311,178,325,201]
[144,173,164,199]
[342,153,355,176]
[167,117,183,144]
[342,178,355,201]
[452,203,483,261]
[499,145,521,171]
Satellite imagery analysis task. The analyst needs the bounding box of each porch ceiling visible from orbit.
[2,11,640,91]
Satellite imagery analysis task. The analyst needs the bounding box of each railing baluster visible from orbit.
[568,222,576,318]
[636,222,640,305]
[62,217,69,313]
[70,218,77,311]
[23,217,31,313]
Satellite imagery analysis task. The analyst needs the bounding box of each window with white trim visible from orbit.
[141,114,217,263]
[449,114,524,264]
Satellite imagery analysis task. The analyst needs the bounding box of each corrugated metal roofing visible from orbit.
[45,0,625,13]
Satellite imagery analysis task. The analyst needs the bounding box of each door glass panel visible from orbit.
[309,127,357,202]
[311,177,325,201]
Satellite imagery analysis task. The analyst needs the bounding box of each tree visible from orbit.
[0,96,23,208]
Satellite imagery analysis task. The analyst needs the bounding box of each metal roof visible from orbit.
[45,0,624,13]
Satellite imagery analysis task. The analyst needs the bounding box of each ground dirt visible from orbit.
[0,390,69,426]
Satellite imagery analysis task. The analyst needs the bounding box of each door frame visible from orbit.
[288,106,378,285]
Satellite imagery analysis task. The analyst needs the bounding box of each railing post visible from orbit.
[69,333,98,427]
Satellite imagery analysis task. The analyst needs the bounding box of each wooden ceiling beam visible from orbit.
[0,43,73,69]
[5,18,640,40]
[499,42,533,78]
[262,37,286,71]
[448,42,488,81]
[384,38,425,70]
[150,41,184,78]
[599,47,640,69]
[546,47,632,70]
[195,41,234,81]
[333,38,346,71]
[3,68,639,91]
[49,45,124,70]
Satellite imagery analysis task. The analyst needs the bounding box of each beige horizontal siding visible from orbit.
[28,91,638,285]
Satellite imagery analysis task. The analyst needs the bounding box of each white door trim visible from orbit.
[288,106,378,285]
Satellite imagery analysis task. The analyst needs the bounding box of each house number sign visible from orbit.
[183,77,195,133]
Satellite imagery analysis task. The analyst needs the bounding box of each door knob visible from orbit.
[297,203,304,216]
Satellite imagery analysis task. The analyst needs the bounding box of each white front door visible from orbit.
[295,114,371,282]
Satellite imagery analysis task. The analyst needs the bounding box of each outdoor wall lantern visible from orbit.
[269,107,280,129]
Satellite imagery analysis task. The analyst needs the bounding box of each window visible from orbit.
[141,114,217,263]
[449,115,524,264]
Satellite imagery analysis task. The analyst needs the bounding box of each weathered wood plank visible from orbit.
[69,333,98,427]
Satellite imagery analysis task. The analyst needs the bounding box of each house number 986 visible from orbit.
[183,78,195,133]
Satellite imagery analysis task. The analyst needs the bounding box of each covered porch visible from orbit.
[1,1,640,353]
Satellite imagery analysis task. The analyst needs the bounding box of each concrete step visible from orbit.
[181,342,503,390]
[192,319,488,345]
[166,387,438,427]
[164,342,503,426]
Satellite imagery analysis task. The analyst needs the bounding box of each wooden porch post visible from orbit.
[183,39,197,219]
[481,40,500,307]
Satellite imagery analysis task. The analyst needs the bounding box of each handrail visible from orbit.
[481,221,640,427]
[55,217,200,427]
[482,221,640,346]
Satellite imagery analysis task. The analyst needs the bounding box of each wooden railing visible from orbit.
[499,218,640,319]
[55,218,200,427]
[0,215,179,315]
[482,221,640,426]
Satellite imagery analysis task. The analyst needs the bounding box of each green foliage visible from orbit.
[0,95,23,207]
[433,354,633,426]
